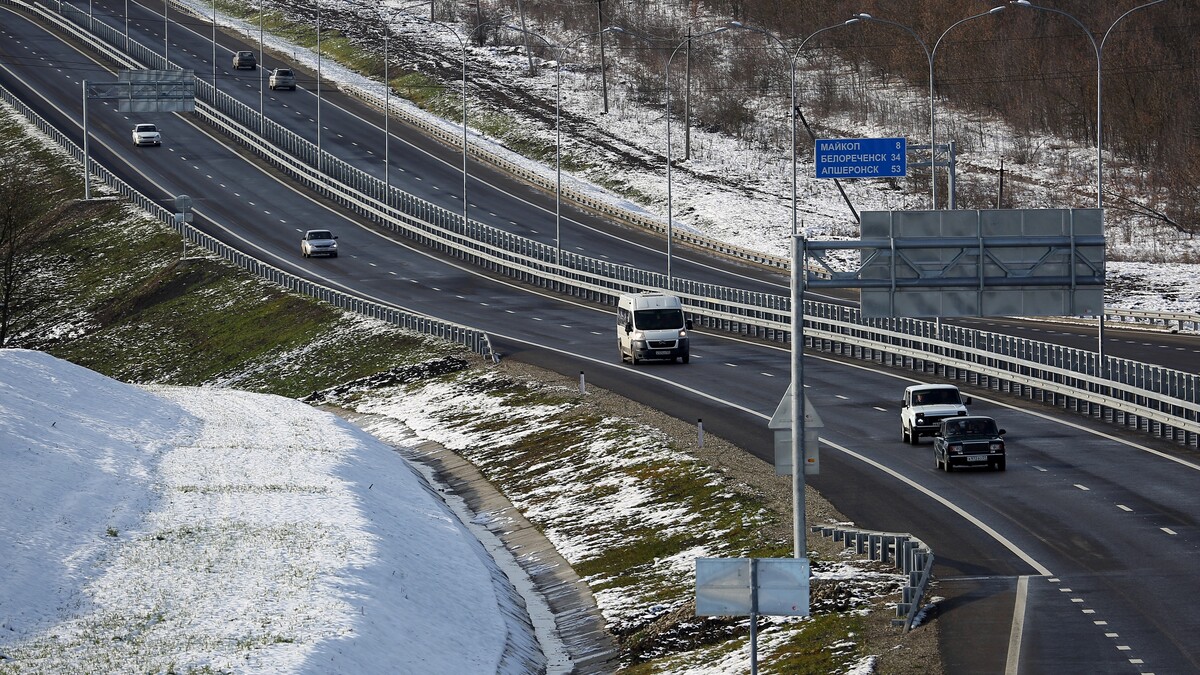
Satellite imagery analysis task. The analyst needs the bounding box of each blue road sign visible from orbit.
[814,137,907,179]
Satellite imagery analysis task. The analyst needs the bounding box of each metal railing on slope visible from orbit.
[811,524,933,632]
[0,10,494,360]
[22,0,1200,449]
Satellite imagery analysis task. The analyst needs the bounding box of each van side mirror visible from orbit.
[998,429,1007,436]
[963,396,972,405]
[333,235,339,239]
[624,322,632,334]
[685,319,693,330]
[900,399,907,407]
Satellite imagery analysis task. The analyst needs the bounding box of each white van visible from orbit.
[617,292,692,364]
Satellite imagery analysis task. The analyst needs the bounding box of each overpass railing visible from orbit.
[12,0,1199,447]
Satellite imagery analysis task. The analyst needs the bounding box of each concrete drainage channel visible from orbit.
[336,409,620,675]
[811,524,934,631]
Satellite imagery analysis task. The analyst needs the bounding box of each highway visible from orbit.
[4,2,1200,672]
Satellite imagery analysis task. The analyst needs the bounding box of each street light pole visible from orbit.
[1009,0,1166,373]
[506,25,619,265]
[853,14,934,208]
[317,2,322,160]
[212,0,217,85]
[1011,0,1165,210]
[728,18,858,560]
[665,27,727,286]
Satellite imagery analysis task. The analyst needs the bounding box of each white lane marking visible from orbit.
[873,406,887,412]
[820,438,1052,576]
[1117,504,1132,512]
[821,356,1200,473]
[1005,575,1030,675]
[761,372,775,377]
[1161,527,1177,535]
[725,363,738,367]
[834,394,848,400]
[1074,484,1090,491]
[1033,466,1048,472]
[1082,609,1095,614]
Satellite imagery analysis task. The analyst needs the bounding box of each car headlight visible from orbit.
[948,443,963,454]
[915,413,925,424]
[631,331,645,341]
[678,329,687,338]
[989,442,1004,451]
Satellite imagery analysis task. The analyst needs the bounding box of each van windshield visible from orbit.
[634,308,684,330]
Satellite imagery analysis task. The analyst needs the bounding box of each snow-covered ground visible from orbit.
[0,348,543,673]
[181,0,1200,314]
[1,347,910,673]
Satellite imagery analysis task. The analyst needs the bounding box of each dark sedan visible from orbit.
[934,416,1006,472]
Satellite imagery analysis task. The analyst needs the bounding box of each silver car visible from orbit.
[132,123,161,146]
[269,68,296,90]
[301,230,338,258]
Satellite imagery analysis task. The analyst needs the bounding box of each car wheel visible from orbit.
[996,458,1006,471]
[902,425,910,444]
[331,252,338,258]
[619,347,626,363]
[681,353,690,364]
[944,458,953,472]
[934,454,941,471]
[631,351,639,365]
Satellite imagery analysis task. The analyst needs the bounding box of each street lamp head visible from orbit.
[1011,0,1032,6]
[844,18,860,25]
[988,6,1006,13]
[856,13,873,20]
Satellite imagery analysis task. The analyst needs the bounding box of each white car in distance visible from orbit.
[132,124,161,146]
[301,229,338,258]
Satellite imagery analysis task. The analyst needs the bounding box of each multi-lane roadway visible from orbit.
[4,2,1200,672]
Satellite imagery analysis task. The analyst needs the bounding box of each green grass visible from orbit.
[2,108,461,395]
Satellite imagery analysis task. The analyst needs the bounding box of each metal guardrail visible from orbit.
[16,0,1200,450]
[812,524,933,631]
[0,4,495,361]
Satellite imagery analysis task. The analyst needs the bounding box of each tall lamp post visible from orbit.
[854,9,1005,209]
[259,0,264,130]
[1010,0,1166,209]
[388,6,468,228]
[854,13,936,207]
[316,0,322,163]
[665,27,728,285]
[1009,0,1167,370]
[728,19,859,561]
[505,25,620,265]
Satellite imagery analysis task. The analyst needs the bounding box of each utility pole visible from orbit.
[683,29,692,160]
[596,0,608,113]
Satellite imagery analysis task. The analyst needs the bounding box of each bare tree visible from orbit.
[0,151,49,346]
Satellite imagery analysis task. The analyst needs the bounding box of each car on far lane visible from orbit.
[232,50,257,70]
[132,123,161,146]
[933,416,1007,472]
[269,68,296,90]
[301,229,338,258]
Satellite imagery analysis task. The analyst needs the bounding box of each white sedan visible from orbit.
[301,230,338,258]
[132,124,161,146]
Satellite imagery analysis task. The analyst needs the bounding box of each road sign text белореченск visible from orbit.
[814,138,906,178]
